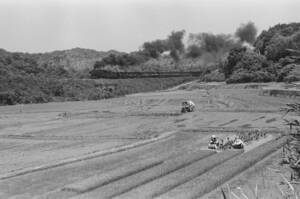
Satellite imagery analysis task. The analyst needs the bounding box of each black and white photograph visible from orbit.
[0,0,299,198]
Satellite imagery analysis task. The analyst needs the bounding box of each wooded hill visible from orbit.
[1,22,300,105]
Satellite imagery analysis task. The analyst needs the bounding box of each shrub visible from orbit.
[202,69,225,82]
[227,70,275,83]
[282,64,300,82]
[276,64,296,82]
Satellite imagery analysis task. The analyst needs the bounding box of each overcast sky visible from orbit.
[0,0,299,53]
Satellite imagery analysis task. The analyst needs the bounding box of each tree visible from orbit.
[186,44,202,58]
[223,47,247,78]
[235,22,257,44]
[142,39,168,58]
[224,47,276,83]
[265,34,291,61]
[254,23,300,55]
[167,30,185,62]
[167,30,185,52]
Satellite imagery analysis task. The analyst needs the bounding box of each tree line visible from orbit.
[93,22,300,83]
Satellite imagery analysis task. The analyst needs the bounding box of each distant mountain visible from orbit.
[33,48,122,71]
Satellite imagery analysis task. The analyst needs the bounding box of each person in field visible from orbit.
[210,135,217,145]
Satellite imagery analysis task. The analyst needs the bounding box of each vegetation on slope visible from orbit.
[1,22,300,105]
[0,46,194,105]
[92,22,257,75]
[0,73,194,105]
[93,22,300,83]
[222,23,300,83]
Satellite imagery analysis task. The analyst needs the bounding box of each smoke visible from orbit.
[186,32,242,65]
[186,22,258,65]
[242,41,255,50]
[235,22,257,45]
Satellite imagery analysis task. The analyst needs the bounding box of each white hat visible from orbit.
[211,135,216,138]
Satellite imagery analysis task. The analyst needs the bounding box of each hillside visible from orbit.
[33,48,122,71]
[0,47,196,105]
[1,22,300,105]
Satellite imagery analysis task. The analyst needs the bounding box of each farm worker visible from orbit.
[234,137,245,146]
[210,135,217,144]
[188,100,195,107]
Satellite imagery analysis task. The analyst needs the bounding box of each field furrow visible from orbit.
[156,137,287,199]
[63,158,164,193]
[113,150,242,199]
[69,150,215,199]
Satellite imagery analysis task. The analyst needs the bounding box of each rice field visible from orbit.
[0,81,297,199]
[156,137,288,199]
[113,150,242,199]
[69,150,215,199]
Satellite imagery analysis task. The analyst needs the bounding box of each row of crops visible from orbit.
[157,136,287,199]
[68,150,215,199]
[64,136,287,199]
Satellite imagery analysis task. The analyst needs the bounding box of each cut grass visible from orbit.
[156,136,288,199]
[113,150,242,199]
[70,150,215,199]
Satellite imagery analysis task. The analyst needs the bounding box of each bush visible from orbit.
[281,64,300,82]
[276,64,296,82]
[227,70,275,83]
[202,69,225,82]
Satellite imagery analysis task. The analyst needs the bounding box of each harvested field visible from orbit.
[113,150,242,199]
[157,137,288,199]
[63,158,165,193]
[69,150,215,199]
[0,81,299,199]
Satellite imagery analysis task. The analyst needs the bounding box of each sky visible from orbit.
[0,0,299,53]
